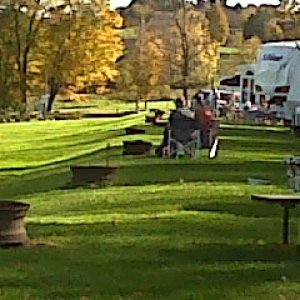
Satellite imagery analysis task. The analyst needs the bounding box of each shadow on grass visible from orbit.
[220,125,290,135]
[0,159,287,199]
[118,161,286,186]
[26,222,300,263]
[183,200,286,218]
[0,223,299,299]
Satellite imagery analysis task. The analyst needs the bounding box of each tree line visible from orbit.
[0,0,295,114]
[115,0,231,102]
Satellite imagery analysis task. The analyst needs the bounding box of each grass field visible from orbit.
[0,116,300,300]
[53,98,175,114]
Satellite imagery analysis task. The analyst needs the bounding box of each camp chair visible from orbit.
[162,128,201,158]
[162,110,200,158]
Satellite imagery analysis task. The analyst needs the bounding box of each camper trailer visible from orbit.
[254,40,300,121]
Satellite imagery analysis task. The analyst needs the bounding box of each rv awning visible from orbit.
[220,74,240,87]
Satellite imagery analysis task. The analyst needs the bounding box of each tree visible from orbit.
[0,9,18,111]
[244,8,276,41]
[0,2,47,112]
[36,5,125,112]
[239,36,262,64]
[206,3,230,45]
[0,1,124,113]
[8,0,57,109]
[0,0,76,111]
[219,35,261,77]
[265,19,285,41]
[143,1,219,102]
[115,13,171,101]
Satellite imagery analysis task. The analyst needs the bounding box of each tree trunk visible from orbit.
[183,88,188,106]
[46,92,57,113]
[20,77,27,112]
[46,77,60,113]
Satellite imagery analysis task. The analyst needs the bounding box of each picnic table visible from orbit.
[251,194,300,245]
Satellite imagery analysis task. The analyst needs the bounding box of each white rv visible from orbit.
[254,40,300,120]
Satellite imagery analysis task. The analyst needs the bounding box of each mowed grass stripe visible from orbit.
[0,114,145,169]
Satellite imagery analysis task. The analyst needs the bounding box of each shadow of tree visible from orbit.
[117,161,286,186]
[1,222,299,299]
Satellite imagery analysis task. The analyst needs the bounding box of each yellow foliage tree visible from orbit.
[0,10,17,111]
[239,36,262,65]
[220,35,261,77]
[115,15,170,101]
[147,1,219,101]
[0,1,50,111]
[0,1,124,113]
[37,5,124,112]
[206,3,230,45]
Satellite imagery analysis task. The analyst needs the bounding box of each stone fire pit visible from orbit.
[70,165,119,186]
[123,140,152,155]
[0,200,30,246]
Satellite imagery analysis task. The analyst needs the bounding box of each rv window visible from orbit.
[262,54,283,61]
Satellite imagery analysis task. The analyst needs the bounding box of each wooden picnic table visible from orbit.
[251,194,300,245]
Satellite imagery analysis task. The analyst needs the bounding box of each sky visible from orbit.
[110,0,280,10]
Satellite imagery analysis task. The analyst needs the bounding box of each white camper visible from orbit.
[254,40,300,120]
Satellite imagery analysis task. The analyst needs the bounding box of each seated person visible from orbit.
[169,104,197,144]
[195,99,217,148]
[156,98,197,156]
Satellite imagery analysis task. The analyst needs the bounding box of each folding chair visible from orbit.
[163,128,201,158]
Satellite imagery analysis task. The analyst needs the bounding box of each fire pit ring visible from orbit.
[70,165,119,186]
[0,200,30,247]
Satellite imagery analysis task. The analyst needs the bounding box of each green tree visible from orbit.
[244,8,276,41]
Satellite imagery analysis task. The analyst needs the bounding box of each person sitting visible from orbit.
[195,99,217,148]
[156,98,196,157]
[169,99,196,144]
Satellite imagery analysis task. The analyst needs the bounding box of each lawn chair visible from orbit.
[162,111,201,158]
[163,129,201,158]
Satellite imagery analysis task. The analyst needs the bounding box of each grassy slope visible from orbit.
[0,121,299,299]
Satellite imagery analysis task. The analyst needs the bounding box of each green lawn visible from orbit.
[0,119,300,299]
[219,46,240,55]
[53,98,175,114]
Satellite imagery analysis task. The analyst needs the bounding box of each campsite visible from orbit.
[1,0,300,298]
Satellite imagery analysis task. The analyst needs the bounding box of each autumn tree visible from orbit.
[0,1,124,113]
[38,6,124,112]
[0,0,71,111]
[239,36,262,64]
[265,19,285,41]
[272,10,300,40]
[117,0,226,103]
[0,1,48,111]
[219,35,261,77]
[115,11,171,102]
[138,1,219,102]
[7,0,63,110]
[0,9,18,111]
[206,3,230,45]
